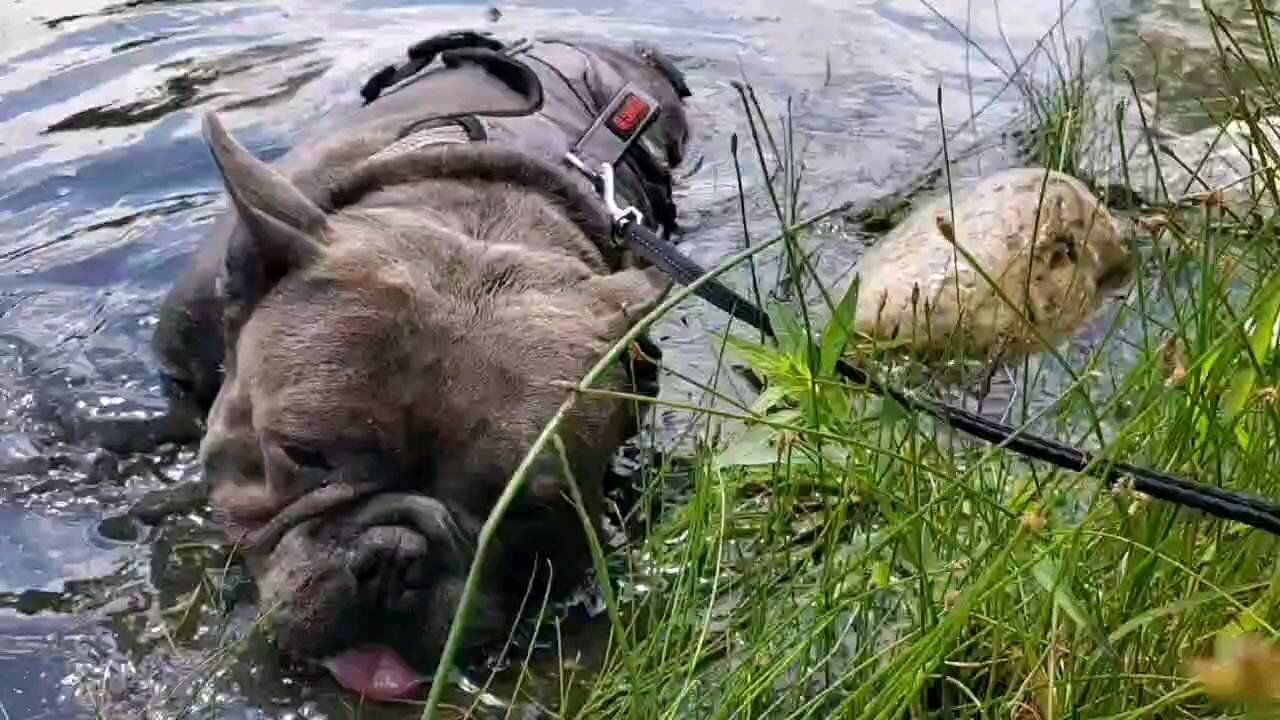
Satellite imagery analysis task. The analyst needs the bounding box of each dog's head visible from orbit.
[196,112,666,697]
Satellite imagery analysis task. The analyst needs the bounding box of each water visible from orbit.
[0,0,1221,717]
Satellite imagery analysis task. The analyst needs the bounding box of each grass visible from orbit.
[426,3,1280,718]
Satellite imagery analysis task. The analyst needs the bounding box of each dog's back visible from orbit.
[153,32,692,418]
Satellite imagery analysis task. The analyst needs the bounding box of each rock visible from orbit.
[824,167,1135,357]
[0,433,50,475]
[126,481,210,526]
[1105,114,1279,215]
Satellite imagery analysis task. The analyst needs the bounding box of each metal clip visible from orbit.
[563,151,599,185]
[565,152,643,236]
[598,162,643,228]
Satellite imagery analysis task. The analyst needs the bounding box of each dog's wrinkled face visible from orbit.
[196,113,665,698]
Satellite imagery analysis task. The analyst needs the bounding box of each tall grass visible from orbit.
[482,3,1280,719]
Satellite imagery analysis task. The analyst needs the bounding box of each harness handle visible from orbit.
[360,30,513,104]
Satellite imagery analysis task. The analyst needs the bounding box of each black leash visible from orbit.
[356,29,1280,536]
[571,157,1280,537]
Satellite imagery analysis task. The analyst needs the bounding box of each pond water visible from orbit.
[0,0,1234,717]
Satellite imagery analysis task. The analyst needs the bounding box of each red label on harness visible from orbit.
[607,94,652,138]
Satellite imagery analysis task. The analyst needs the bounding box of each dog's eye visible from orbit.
[282,443,333,471]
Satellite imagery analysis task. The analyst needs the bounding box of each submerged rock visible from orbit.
[1098,112,1280,215]
[826,167,1134,357]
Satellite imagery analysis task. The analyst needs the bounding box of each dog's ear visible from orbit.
[587,266,671,335]
[203,111,326,319]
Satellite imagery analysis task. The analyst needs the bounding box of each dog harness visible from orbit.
[358,31,684,241]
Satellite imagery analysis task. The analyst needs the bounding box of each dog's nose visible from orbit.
[351,525,430,612]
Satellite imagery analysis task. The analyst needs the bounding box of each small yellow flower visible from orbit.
[1189,634,1280,705]
[1021,510,1048,533]
[1110,478,1135,500]
[1160,336,1188,386]
[1127,491,1151,515]
[1218,254,1239,281]
[1110,479,1151,514]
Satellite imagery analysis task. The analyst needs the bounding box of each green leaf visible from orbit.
[1246,273,1280,365]
[1107,586,1259,644]
[749,385,790,416]
[714,423,780,468]
[871,560,892,589]
[1032,556,1114,657]
[877,393,911,428]
[768,303,809,360]
[1032,557,1089,628]
[1224,272,1280,442]
[820,275,861,377]
[722,333,785,378]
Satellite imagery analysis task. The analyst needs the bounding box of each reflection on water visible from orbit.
[0,616,96,720]
[0,0,1217,716]
[0,508,139,719]
[0,508,133,595]
[1108,0,1273,134]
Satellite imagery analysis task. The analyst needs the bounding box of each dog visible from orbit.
[151,31,691,699]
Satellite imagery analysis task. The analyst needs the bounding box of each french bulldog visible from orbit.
[151,32,690,699]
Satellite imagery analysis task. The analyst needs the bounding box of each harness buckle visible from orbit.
[565,153,643,242]
[570,82,662,170]
[562,81,661,243]
[598,161,644,229]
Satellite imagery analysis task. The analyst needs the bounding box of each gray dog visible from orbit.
[151,31,690,698]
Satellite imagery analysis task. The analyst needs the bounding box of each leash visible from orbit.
[356,30,1280,536]
[561,87,1280,537]
[575,157,1280,535]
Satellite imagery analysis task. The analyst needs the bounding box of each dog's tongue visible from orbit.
[322,644,426,701]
